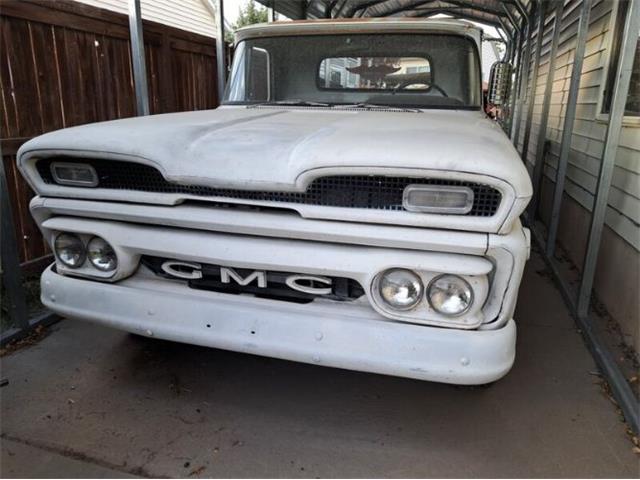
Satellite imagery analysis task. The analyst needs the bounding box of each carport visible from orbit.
[1,0,639,476]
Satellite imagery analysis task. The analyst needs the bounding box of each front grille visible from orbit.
[36,158,502,216]
[142,256,365,304]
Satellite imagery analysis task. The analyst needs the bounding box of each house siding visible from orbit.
[73,0,216,38]
[516,0,640,350]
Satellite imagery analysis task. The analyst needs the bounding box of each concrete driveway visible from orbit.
[1,251,638,478]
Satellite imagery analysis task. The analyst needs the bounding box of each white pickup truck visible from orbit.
[18,18,532,385]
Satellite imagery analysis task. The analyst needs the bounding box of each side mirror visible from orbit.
[487,61,513,107]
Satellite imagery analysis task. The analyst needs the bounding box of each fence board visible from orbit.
[0,0,220,264]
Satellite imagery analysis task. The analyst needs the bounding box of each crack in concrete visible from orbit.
[0,433,163,478]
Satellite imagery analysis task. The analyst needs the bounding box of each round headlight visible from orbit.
[377,268,423,310]
[54,233,86,268]
[87,236,118,272]
[427,274,473,316]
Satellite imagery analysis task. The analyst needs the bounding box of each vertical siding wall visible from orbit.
[73,0,216,39]
[516,0,640,350]
[1,0,220,267]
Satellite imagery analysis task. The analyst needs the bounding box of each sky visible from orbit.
[223,0,248,25]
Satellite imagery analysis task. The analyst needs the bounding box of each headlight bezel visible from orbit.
[369,268,487,329]
[50,231,125,280]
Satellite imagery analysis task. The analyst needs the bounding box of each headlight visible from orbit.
[427,274,473,316]
[377,268,423,310]
[87,236,118,272]
[54,233,86,268]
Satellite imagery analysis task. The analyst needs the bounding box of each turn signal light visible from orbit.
[403,185,474,214]
[50,162,98,187]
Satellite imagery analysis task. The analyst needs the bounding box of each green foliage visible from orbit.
[233,0,268,30]
[224,1,268,43]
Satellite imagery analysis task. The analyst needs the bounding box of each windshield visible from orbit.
[224,33,481,109]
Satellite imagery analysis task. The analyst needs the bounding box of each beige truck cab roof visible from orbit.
[235,18,483,50]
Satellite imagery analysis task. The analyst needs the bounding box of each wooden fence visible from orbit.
[0,0,221,269]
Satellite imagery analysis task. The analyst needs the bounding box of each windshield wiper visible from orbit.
[249,100,332,108]
[248,100,421,112]
[331,102,422,113]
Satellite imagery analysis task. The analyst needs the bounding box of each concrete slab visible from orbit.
[1,251,639,478]
[1,438,137,478]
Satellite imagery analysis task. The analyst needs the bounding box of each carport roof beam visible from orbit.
[502,2,520,33]
[341,0,385,17]
[259,0,538,28]
[364,0,510,19]
[409,8,504,29]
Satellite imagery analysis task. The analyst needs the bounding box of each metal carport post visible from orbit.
[519,3,544,166]
[573,0,640,433]
[526,0,563,220]
[577,0,640,319]
[127,0,227,109]
[511,19,531,144]
[502,4,521,136]
[128,0,150,116]
[545,0,592,257]
[215,0,227,100]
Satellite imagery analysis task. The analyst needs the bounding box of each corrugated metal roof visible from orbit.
[259,0,537,40]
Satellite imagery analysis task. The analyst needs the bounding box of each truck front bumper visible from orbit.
[41,265,516,385]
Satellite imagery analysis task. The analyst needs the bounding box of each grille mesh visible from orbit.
[36,158,501,216]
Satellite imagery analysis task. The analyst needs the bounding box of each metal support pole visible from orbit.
[577,0,640,318]
[128,0,150,116]
[520,4,545,163]
[268,0,276,22]
[512,20,532,146]
[507,28,521,136]
[496,27,510,61]
[498,17,515,57]
[545,0,592,257]
[215,0,226,101]
[0,146,29,331]
[527,0,564,220]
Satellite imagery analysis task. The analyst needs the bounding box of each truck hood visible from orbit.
[19,106,532,197]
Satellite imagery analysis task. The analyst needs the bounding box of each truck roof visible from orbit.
[235,18,483,45]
